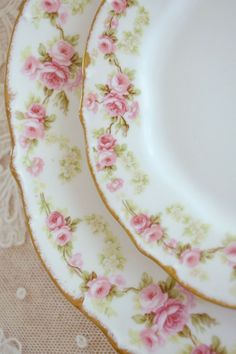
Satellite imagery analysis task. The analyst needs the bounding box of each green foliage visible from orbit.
[191,313,217,332]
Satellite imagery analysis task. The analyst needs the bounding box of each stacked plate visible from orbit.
[5,1,236,353]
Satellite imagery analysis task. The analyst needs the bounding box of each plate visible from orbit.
[5,1,236,353]
[81,0,236,307]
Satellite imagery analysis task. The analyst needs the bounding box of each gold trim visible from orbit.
[4,1,130,353]
[79,0,236,310]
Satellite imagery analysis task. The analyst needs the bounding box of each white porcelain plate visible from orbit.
[6,1,236,353]
[81,0,236,307]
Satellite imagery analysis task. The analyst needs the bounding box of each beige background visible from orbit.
[0,0,116,352]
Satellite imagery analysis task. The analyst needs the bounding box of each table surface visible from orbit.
[0,1,116,352]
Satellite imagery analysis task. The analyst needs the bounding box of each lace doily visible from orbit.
[0,0,26,249]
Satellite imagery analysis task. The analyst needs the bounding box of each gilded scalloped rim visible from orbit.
[79,0,236,310]
[4,1,130,353]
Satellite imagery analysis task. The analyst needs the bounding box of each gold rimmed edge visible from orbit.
[4,1,131,353]
[79,0,236,311]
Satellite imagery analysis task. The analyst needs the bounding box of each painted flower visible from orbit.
[58,5,69,25]
[69,253,83,269]
[103,92,128,117]
[87,276,112,299]
[124,101,139,120]
[40,61,69,90]
[140,328,161,349]
[142,224,164,243]
[54,226,72,246]
[105,15,119,29]
[22,56,40,80]
[50,40,75,66]
[154,299,188,336]
[24,119,45,140]
[85,92,99,113]
[19,135,29,149]
[192,344,215,354]
[180,248,201,268]
[66,68,82,91]
[131,214,151,234]
[27,157,44,177]
[26,103,46,122]
[107,178,124,192]
[97,150,117,169]
[111,0,127,14]
[110,73,130,94]
[42,0,61,13]
[98,35,115,54]
[110,274,126,289]
[224,243,236,266]
[97,134,117,151]
[140,284,168,314]
[47,211,65,231]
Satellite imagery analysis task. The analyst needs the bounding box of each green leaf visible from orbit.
[178,325,192,339]
[159,276,176,293]
[139,272,153,289]
[93,128,105,139]
[211,336,227,354]
[15,111,25,120]
[54,91,69,114]
[38,43,47,57]
[191,313,217,332]
[132,314,147,324]
[95,84,110,94]
[231,267,236,281]
[65,34,80,46]
[47,114,56,123]
[114,144,127,156]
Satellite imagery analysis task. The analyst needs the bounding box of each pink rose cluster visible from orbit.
[192,344,216,354]
[131,214,164,244]
[224,242,236,267]
[96,133,118,171]
[87,274,125,299]
[20,103,46,144]
[85,73,139,120]
[47,211,72,247]
[139,284,190,348]
[22,39,80,91]
[180,248,202,268]
[41,0,68,25]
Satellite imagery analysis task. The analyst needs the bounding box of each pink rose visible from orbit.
[107,178,124,192]
[142,224,164,243]
[165,239,178,249]
[24,119,45,140]
[97,150,117,169]
[40,61,69,90]
[111,0,127,14]
[98,36,115,54]
[140,284,168,314]
[47,211,65,231]
[85,93,99,113]
[105,16,119,29]
[26,103,46,122]
[154,299,188,336]
[131,214,151,234]
[192,344,215,354]
[224,243,236,266]
[50,40,75,66]
[69,253,83,269]
[124,101,139,120]
[19,135,29,149]
[58,6,69,25]
[140,328,162,349]
[98,134,117,151]
[42,0,61,13]
[110,73,130,94]
[110,274,126,289]
[54,226,72,246]
[22,56,40,80]
[66,68,82,91]
[180,248,201,268]
[27,157,44,177]
[103,92,128,116]
[87,276,112,299]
